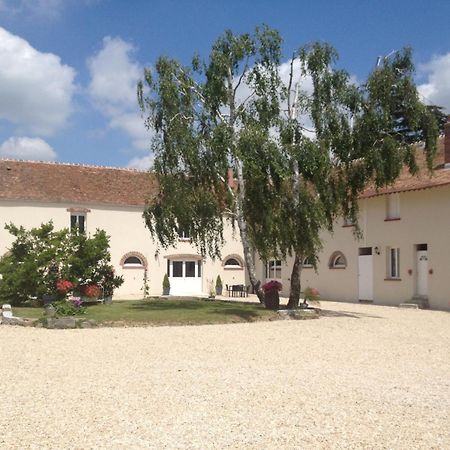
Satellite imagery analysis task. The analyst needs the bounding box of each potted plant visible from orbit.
[215,275,223,296]
[162,274,170,296]
[80,283,102,303]
[262,280,282,310]
[100,267,124,304]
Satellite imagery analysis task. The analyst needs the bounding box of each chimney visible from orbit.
[445,115,450,168]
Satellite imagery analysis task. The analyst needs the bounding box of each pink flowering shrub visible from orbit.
[262,280,282,293]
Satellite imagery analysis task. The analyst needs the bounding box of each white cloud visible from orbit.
[87,36,149,150]
[0,136,57,160]
[0,0,98,20]
[418,53,450,112]
[127,155,153,170]
[0,27,76,135]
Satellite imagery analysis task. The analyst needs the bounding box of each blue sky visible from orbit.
[0,0,449,169]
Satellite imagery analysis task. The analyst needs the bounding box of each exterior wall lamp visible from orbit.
[374,246,380,255]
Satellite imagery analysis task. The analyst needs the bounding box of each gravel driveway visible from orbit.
[1,302,449,449]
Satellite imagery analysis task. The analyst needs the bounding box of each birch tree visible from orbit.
[138,27,438,308]
[138,26,284,302]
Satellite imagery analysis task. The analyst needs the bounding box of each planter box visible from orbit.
[264,290,280,310]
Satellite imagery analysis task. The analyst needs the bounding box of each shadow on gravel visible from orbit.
[207,308,264,320]
[320,309,383,319]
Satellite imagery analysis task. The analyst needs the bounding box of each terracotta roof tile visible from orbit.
[362,137,450,198]
[0,160,157,206]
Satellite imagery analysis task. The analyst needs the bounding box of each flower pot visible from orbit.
[264,289,280,310]
[215,286,223,296]
[162,287,170,296]
[104,295,113,305]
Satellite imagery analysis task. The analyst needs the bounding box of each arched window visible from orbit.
[329,251,347,269]
[120,252,148,269]
[222,254,244,269]
[302,257,313,268]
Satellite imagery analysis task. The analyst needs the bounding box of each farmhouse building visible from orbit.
[0,161,246,298]
[257,125,450,311]
[1,122,450,310]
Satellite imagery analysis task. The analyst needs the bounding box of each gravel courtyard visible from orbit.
[1,302,449,449]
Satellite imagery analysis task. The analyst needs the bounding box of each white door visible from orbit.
[416,250,428,297]
[358,251,373,301]
[169,260,202,295]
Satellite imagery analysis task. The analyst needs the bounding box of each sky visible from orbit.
[0,0,449,170]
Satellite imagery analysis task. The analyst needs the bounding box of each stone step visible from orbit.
[399,303,419,309]
[409,296,430,309]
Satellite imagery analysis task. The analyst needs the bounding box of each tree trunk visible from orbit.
[235,160,264,304]
[287,254,302,309]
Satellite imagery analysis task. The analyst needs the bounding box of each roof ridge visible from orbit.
[0,158,148,173]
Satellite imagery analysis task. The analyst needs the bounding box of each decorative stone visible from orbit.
[2,304,13,319]
[46,317,77,329]
[80,320,97,328]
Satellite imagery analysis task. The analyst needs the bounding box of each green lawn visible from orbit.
[11,298,278,325]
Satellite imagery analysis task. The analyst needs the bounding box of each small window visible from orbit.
[124,256,144,268]
[172,261,183,277]
[223,255,244,269]
[386,193,400,220]
[178,228,191,240]
[387,247,400,278]
[120,252,148,269]
[186,261,196,277]
[343,216,354,227]
[71,214,86,233]
[329,251,347,269]
[302,257,313,268]
[266,260,282,279]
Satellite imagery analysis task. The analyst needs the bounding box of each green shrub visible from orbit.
[215,275,222,288]
[53,300,86,316]
[0,222,123,306]
[162,274,170,290]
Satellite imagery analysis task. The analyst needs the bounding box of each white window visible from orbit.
[123,256,144,268]
[178,228,190,240]
[387,247,400,278]
[223,256,244,269]
[120,252,148,269]
[386,193,400,220]
[266,260,282,279]
[302,257,313,268]
[70,214,86,233]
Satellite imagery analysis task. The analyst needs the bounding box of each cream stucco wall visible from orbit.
[256,185,450,310]
[0,200,246,299]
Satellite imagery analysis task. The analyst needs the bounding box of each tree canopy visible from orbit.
[138,26,439,307]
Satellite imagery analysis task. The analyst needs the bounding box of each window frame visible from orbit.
[266,259,282,279]
[120,252,148,270]
[387,247,401,279]
[302,257,313,268]
[70,213,86,233]
[123,256,145,268]
[328,251,347,269]
[178,228,191,241]
[222,254,244,270]
[385,193,401,221]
